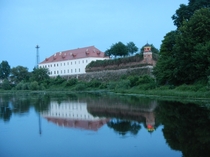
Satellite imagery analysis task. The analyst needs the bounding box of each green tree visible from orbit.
[10,66,30,84]
[30,67,50,84]
[155,8,210,85]
[108,42,128,58]
[173,8,210,84]
[0,61,11,79]
[2,79,11,90]
[172,0,210,28]
[126,42,138,56]
[153,31,178,85]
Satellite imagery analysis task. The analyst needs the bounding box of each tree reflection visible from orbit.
[0,95,12,122]
[107,119,141,135]
[157,101,210,157]
[0,94,51,122]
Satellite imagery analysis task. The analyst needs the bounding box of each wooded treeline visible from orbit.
[153,0,210,85]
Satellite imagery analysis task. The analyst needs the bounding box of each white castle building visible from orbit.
[39,46,108,77]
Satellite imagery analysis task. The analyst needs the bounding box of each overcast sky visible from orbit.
[1,0,188,71]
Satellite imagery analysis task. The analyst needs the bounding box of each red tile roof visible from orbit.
[40,46,107,64]
[44,117,109,131]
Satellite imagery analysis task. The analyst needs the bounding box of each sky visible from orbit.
[1,0,188,71]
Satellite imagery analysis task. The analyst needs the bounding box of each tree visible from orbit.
[172,0,210,28]
[10,66,30,84]
[0,61,10,80]
[126,42,138,56]
[108,42,128,58]
[153,31,178,85]
[173,8,210,84]
[30,67,50,84]
[156,8,210,85]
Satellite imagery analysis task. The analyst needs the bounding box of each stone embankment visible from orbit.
[63,66,153,82]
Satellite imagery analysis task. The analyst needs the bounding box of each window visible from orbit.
[75,61,76,64]
[75,69,76,72]
[57,71,59,74]
[54,64,56,67]
[79,68,80,72]
[68,69,69,73]
[71,69,72,73]
[57,64,58,66]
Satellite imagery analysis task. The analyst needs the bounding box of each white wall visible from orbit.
[39,57,105,77]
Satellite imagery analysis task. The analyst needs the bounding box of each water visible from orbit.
[0,93,210,157]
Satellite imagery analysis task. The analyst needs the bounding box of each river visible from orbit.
[0,93,210,157]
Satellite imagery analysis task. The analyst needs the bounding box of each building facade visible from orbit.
[39,46,108,77]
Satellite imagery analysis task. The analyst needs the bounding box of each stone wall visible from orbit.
[63,66,153,82]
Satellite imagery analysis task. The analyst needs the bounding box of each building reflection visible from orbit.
[41,99,157,133]
[41,101,109,131]
[87,101,157,133]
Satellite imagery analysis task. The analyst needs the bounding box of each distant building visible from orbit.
[39,46,108,77]
[142,43,157,66]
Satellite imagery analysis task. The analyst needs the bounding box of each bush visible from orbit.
[87,80,101,88]
[115,80,131,90]
[107,82,116,90]
[138,75,155,84]
[29,81,39,90]
[74,83,86,91]
[127,76,139,87]
[2,79,11,90]
[66,78,78,87]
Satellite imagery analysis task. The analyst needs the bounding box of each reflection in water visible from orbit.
[41,101,109,131]
[157,101,210,157]
[1,93,210,157]
[87,96,158,134]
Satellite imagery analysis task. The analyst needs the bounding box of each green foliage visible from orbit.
[208,76,210,90]
[172,0,210,28]
[87,80,101,88]
[10,66,30,84]
[2,79,11,90]
[66,78,78,87]
[30,67,50,84]
[50,76,66,86]
[29,81,39,90]
[153,31,178,85]
[74,83,86,91]
[115,80,131,90]
[0,61,11,80]
[106,42,129,58]
[138,75,155,84]
[127,75,139,87]
[155,8,210,85]
[126,42,138,56]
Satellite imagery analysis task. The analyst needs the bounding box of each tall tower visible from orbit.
[143,43,152,64]
[35,45,40,68]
